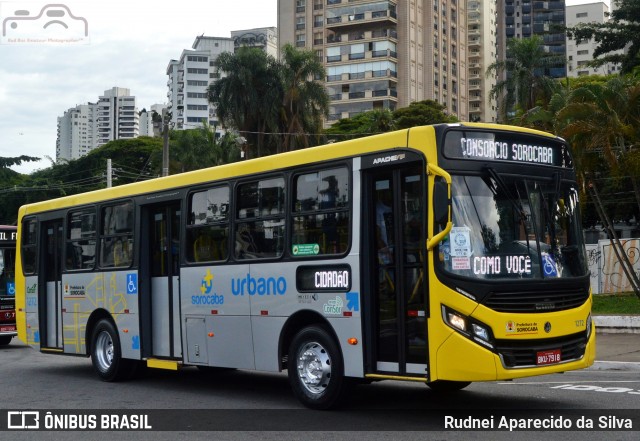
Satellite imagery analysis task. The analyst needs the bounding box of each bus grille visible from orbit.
[494,332,588,368]
[483,288,589,313]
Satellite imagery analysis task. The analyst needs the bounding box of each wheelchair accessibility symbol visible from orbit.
[6,282,15,296]
[542,254,558,277]
[126,273,138,295]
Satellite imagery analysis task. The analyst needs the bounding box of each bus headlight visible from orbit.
[447,311,467,332]
[471,323,490,342]
[586,313,592,339]
[442,305,494,349]
[442,305,468,333]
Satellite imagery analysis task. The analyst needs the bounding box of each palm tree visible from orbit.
[557,76,640,210]
[365,109,396,134]
[207,47,281,158]
[486,36,565,121]
[279,43,329,152]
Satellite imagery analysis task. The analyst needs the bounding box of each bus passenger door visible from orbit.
[142,202,182,359]
[363,163,428,376]
[40,219,64,349]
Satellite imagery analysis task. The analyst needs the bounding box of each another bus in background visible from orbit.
[0,225,17,346]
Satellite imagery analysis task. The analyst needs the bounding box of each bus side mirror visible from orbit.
[433,179,450,227]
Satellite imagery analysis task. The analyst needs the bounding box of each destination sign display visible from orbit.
[443,129,572,168]
[296,264,351,293]
[0,226,17,246]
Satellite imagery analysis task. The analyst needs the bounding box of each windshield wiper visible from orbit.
[485,167,527,223]
[484,167,534,255]
[538,172,562,255]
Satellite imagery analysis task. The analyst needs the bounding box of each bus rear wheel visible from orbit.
[288,325,350,410]
[426,380,471,392]
[90,319,135,382]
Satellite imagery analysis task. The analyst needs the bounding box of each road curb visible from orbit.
[593,315,640,334]
[588,361,640,372]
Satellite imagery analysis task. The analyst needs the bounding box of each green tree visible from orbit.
[325,109,396,141]
[486,36,564,121]
[207,47,281,158]
[0,155,40,169]
[279,43,329,152]
[392,100,458,129]
[566,0,640,74]
[556,75,640,215]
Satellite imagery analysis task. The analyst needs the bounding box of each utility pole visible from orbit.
[106,158,112,188]
[162,109,170,177]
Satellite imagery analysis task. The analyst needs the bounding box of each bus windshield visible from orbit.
[440,173,588,280]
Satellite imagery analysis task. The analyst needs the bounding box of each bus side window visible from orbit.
[187,186,230,263]
[292,167,350,256]
[66,209,97,271]
[235,177,285,260]
[99,202,133,268]
[21,219,38,275]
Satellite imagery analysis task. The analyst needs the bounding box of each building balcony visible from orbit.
[533,23,550,33]
[468,38,481,47]
[331,89,399,103]
[326,9,397,30]
[327,28,398,45]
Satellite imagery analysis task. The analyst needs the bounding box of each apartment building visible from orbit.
[468,0,498,122]
[278,0,468,123]
[166,36,234,131]
[56,103,97,162]
[232,27,278,57]
[139,104,165,137]
[499,0,567,77]
[96,87,139,147]
[566,2,621,77]
[56,87,141,162]
[167,28,277,132]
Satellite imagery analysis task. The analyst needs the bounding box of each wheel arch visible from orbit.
[278,310,338,370]
[84,308,115,356]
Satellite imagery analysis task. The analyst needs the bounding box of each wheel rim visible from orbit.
[94,330,114,372]
[296,341,331,395]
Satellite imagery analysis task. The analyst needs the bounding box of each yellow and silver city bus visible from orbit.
[15,124,595,409]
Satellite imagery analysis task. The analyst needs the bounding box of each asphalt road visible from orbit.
[1,338,639,441]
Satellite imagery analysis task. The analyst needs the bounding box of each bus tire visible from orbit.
[426,380,471,392]
[288,325,350,410]
[90,319,134,382]
[0,335,12,346]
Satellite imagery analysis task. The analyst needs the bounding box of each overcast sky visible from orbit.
[0,0,604,174]
[0,0,277,174]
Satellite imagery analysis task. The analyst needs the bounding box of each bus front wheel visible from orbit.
[0,335,12,346]
[288,325,350,410]
[90,319,134,382]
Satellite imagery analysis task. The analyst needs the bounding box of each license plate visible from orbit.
[0,325,16,332]
[536,349,561,365]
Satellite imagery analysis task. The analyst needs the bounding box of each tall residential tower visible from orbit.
[278,0,468,123]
